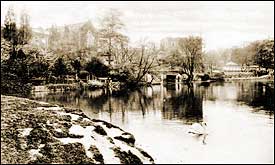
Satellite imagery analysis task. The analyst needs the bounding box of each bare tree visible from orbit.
[166,36,203,83]
[121,40,159,86]
[98,8,128,64]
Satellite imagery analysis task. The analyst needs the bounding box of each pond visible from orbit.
[29,81,274,164]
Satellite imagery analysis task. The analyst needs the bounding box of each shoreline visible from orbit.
[1,95,154,164]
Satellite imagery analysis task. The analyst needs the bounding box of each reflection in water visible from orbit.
[29,81,274,123]
[237,81,274,112]
[29,81,274,163]
[162,84,203,124]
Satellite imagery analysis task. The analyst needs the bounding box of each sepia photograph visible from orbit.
[1,1,274,164]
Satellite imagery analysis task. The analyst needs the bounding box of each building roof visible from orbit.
[225,61,239,66]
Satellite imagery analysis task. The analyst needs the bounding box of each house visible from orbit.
[30,20,97,51]
[222,61,242,72]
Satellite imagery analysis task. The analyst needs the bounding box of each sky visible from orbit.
[1,1,274,51]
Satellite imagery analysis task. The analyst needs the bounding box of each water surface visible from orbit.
[29,81,274,164]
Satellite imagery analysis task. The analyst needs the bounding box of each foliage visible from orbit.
[71,59,82,74]
[231,41,261,66]
[109,69,131,82]
[51,58,69,77]
[84,57,110,77]
[1,56,32,97]
[166,36,203,82]
[203,51,218,73]
[2,7,18,46]
[204,40,273,73]
[1,39,12,61]
[0,8,36,97]
[255,39,274,70]
[109,40,159,86]
[28,59,49,79]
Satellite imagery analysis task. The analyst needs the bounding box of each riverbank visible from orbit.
[1,95,154,164]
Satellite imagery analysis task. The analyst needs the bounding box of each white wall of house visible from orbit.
[223,62,242,72]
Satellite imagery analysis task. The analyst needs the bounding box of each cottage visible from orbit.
[223,61,242,72]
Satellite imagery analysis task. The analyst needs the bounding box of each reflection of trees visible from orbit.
[84,87,156,121]
[30,81,274,126]
[87,92,109,110]
[138,88,155,117]
[44,91,77,104]
[202,81,224,101]
[162,84,203,123]
[236,81,274,112]
[113,88,155,117]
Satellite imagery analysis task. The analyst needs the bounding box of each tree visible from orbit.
[71,59,82,79]
[0,46,35,97]
[52,58,69,78]
[85,57,110,77]
[231,41,261,68]
[130,43,158,84]
[231,47,245,65]
[113,40,159,86]
[2,6,18,59]
[1,7,48,96]
[48,25,61,51]
[1,38,12,61]
[98,8,129,64]
[2,6,18,45]
[28,57,49,79]
[1,59,32,97]
[168,36,203,83]
[203,50,218,73]
[18,10,32,45]
[255,39,274,70]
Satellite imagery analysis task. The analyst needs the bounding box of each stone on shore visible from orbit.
[1,95,154,164]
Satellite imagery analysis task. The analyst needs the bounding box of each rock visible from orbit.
[33,142,95,164]
[59,115,72,122]
[1,95,154,164]
[107,137,115,144]
[52,130,69,138]
[136,147,155,163]
[26,126,54,149]
[114,132,136,146]
[88,145,104,164]
[61,143,95,164]
[92,119,123,131]
[68,134,84,138]
[113,147,143,164]
[93,125,107,136]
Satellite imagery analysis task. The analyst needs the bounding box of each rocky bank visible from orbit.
[1,95,154,164]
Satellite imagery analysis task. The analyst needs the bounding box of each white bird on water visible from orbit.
[188,122,208,145]
[188,122,208,135]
